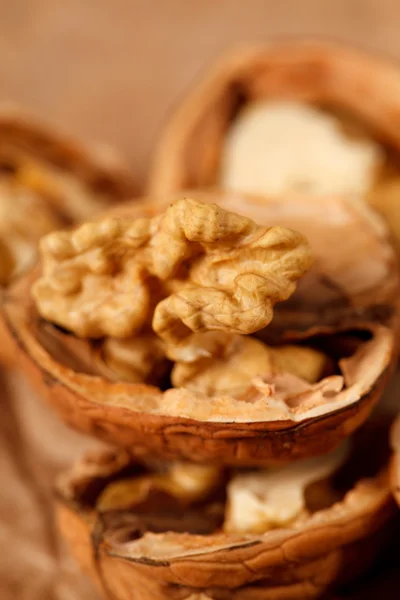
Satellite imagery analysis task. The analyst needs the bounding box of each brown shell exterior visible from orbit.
[55,449,396,600]
[2,288,394,466]
[148,40,400,195]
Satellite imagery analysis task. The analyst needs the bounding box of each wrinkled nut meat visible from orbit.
[148,40,400,249]
[2,191,397,464]
[96,461,223,513]
[171,335,330,396]
[33,198,312,362]
[101,335,169,384]
[0,106,135,288]
[55,421,396,599]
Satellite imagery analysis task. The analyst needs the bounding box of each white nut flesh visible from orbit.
[221,101,382,198]
[224,441,349,533]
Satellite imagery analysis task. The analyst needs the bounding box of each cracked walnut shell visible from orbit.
[148,40,400,251]
[1,191,398,465]
[0,106,135,286]
[0,106,135,364]
[55,419,396,599]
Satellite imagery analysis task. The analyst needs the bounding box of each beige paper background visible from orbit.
[1,1,400,598]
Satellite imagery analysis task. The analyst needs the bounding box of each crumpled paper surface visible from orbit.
[0,369,101,600]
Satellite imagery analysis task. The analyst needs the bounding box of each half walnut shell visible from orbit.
[148,40,400,251]
[55,420,397,600]
[0,105,135,226]
[2,191,398,465]
[0,106,135,362]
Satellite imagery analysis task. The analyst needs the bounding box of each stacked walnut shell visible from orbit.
[3,42,400,600]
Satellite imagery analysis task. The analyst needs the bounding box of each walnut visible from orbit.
[270,344,330,383]
[0,107,135,221]
[4,192,396,465]
[55,425,394,599]
[147,40,400,257]
[101,334,168,384]
[33,198,313,351]
[171,334,272,395]
[0,107,135,290]
[17,159,112,222]
[224,441,348,533]
[0,179,62,284]
[96,462,222,512]
[220,101,382,198]
[171,335,329,396]
[32,216,154,337]
[153,200,313,360]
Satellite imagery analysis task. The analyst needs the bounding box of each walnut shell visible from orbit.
[2,192,398,465]
[55,421,396,600]
[148,40,400,250]
[0,105,135,222]
[0,105,136,363]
